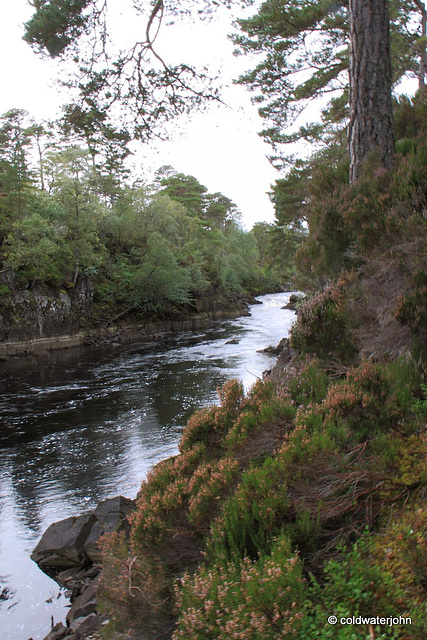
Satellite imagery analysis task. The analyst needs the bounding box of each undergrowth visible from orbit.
[98,355,427,640]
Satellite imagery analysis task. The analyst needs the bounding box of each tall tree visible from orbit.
[0,110,35,236]
[233,0,425,168]
[348,0,395,182]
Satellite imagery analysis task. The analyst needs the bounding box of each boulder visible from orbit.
[283,293,303,311]
[31,514,97,569]
[84,496,135,563]
[258,337,290,356]
[70,613,104,636]
[31,496,135,572]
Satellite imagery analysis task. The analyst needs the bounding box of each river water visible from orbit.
[0,292,296,640]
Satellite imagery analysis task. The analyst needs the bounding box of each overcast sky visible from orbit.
[1,1,279,229]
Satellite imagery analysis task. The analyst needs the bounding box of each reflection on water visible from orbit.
[0,292,295,640]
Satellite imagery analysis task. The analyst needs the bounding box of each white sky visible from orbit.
[1,0,278,229]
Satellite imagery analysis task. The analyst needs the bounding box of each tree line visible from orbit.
[20,0,427,294]
[0,108,290,318]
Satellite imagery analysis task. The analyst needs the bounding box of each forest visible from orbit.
[0,108,291,327]
[3,0,427,639]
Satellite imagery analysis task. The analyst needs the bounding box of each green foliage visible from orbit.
[322,359,417,443]
[233,0,426,165]
[301,536,423,639]
[250,221,291,291]
[287,358,329,407]
[413,381,427,418]
[207,456,290,563]
[180,380,245,454]
[159,172,208,220]
[99,356,427,638]
[174,534,305,640]
[3,212,69,284]
[24,0,92,57]
[225,379,296,449]
[0,109,35,237]
[0,116,268,314]
[290,286,355,362]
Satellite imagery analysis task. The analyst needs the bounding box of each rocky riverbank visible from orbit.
[0,279,252,359]
[31,496,136,640]
[29,335,293,640]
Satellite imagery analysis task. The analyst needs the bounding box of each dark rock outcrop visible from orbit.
[31,496,135,640]
[31,514,98,569]
[32,496,135,571]
[263,338,296,381]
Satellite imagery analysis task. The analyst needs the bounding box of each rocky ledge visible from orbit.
[31,496,135,640]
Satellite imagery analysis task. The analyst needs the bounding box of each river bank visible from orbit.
[1,293,296,640]
[30,333,295,640]
[0,279,253,359]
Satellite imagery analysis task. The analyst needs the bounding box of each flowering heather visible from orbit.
[179,379,244,455]
[290,286,355,362]
[98,359,427,639]
[173,534,305,640]
[322,360,413,440]
[207,456,290,563]
[188,458,239,527]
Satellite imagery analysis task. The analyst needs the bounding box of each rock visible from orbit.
[264,338,296,381]
[66,584,97,624]
[70,613,104,636]
[276,337,288,351]
[32,498,134,640]
[84,496,135,564]
[31,496,135,572]
[283,293,303,311]
[226,338,240,345]
[31,514,97,570]
[42,622,69,640]
[55,567,82,588]
[258,337,289,356]
[258,345,278,355]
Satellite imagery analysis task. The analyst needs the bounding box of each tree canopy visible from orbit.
[233,0,426,164]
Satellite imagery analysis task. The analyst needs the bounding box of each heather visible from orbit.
[97,97,427,640]
[97,354,427,639]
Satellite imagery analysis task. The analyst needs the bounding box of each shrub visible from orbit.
[395,271,427,332]
[322,360,416,442]
[173,534,305,640]
[302,534,427,639]
[187,457,240,528]
[287,358,329,407]
[207,457,290,564]
[371,506,427,614]
[131,444,205,546]
[224,379,296,450]
[290,286,355,363]
[179,379,244,454]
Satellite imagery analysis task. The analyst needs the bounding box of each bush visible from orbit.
[290,286,355,363]
[302,534,427,639]
[322,360,417,442]
[224,379,296,450]
[174,534,305,640]
[179,379,244,454]
[207,456,290,564]
[287,358,329,407]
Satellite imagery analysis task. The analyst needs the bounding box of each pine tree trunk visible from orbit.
[348,0,395,183]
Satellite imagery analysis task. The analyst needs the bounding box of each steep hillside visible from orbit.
[94,102,427,640]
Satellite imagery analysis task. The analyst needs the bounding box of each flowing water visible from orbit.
[0,292,296,640]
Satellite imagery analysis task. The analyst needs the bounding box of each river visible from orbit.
[0,292,296,640]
